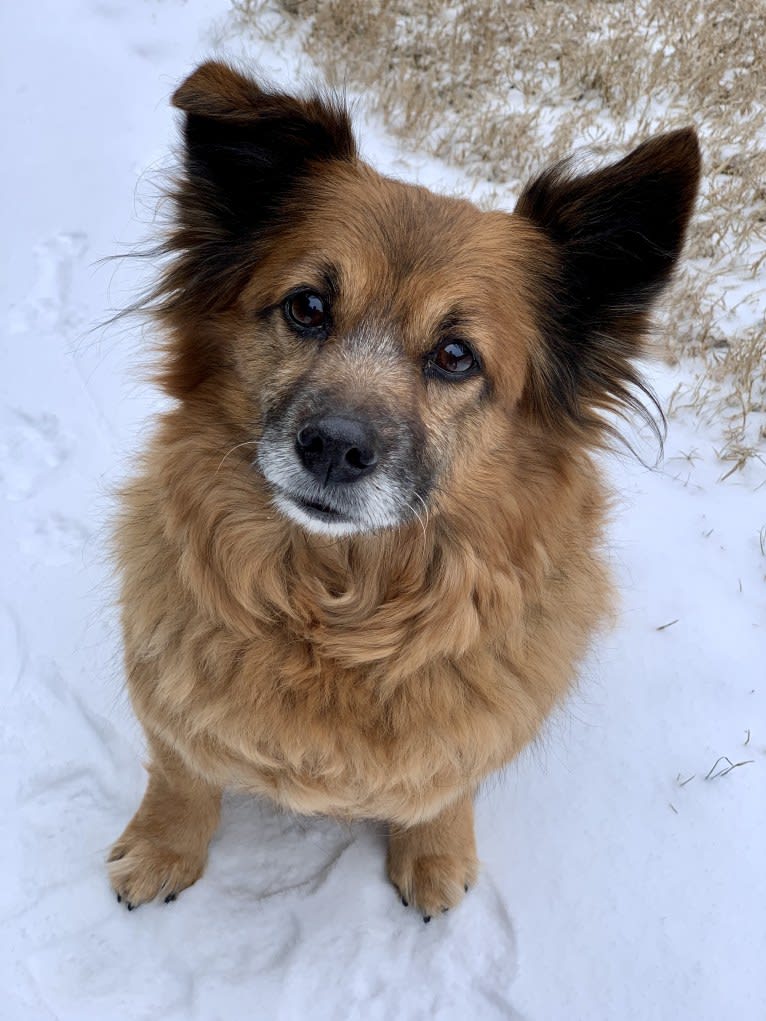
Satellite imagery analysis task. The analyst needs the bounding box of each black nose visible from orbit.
[295,415,380,485]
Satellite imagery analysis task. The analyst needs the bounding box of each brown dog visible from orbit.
[108,61,700,920]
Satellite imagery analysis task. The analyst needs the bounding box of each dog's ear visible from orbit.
[160,62,354,309]
[515,128,701,439]
[152,62,355,395]
[171,61,355,235]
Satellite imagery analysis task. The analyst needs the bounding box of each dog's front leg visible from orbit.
[387,793,479,920]
[108,737,222,909]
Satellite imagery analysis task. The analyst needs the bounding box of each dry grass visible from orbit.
[232,0,766,468]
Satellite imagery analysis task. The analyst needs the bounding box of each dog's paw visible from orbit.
[387,848,479,921]
[107,832,206,909]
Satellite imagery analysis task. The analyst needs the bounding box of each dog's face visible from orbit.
[161,63,700,538]
[239,171,535,536]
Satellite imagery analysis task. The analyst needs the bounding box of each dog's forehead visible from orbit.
[276,164,534,328]
[307,166,508,274]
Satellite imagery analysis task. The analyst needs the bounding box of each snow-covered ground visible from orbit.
[2,2,764,1019]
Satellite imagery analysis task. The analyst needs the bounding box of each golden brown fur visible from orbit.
[108,62,700,918]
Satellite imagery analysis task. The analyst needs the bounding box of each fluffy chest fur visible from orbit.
[118,407,610,825]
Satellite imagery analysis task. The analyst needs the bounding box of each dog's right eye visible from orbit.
[283,290,328,332]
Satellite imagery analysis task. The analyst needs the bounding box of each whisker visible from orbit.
[215,440,259,476]
[404,497,428,548]
[413,491,431,530]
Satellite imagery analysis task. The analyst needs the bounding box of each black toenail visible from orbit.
[401,897,408,907]
[164,892,177,903]
[126,902,135,911]
[116,894,122,903]
[464,884,469,892]
[423,915,431,923]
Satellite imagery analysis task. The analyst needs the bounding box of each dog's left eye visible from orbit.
[428,339,479,380]
[283,290,328,331]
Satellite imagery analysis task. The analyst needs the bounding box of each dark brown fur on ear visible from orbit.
[155,61,356,396]
[516,128,701,443]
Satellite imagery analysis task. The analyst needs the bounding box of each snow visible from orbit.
[2,1,764,1019]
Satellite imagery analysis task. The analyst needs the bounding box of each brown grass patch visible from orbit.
[232,0,766,467]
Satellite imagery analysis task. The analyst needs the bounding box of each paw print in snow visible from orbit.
[0,410,71,501]
[7,231,89,338]
[18,513,92,567]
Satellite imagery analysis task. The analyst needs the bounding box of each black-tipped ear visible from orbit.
[150,63,355,396]
[516,128,701,437]
[171,60,355,233]
[161,61,354,315]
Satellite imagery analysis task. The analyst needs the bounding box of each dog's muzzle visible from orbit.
[257,397,427,538]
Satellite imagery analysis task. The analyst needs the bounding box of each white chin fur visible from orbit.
[273,493,372,537]
[258,447,404,536]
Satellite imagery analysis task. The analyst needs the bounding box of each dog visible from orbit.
[108,61,700,920]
